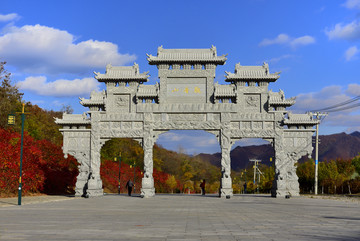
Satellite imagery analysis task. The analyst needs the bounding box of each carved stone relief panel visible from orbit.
[168,113,206,122]
[241,121,251,129]
[231,129,276,139]
[122,121,132,129]
[253,121,262,129]
[232,113,273,121]
[244,94,261,112]
[231,122,240,129]
[106,94,131,112]
[133,122,143,129]
[264,121,274,129]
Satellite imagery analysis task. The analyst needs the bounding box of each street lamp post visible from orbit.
[244,169,247,194]
[18,103,26,205]
[114,153,121,195]
[133,161,136,194]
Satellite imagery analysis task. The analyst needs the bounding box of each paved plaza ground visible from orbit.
[0,194,359,241]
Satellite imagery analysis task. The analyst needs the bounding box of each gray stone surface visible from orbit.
[55,46,320,198]
[0,195,359,240]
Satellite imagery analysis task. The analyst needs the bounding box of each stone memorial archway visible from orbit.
[55,46,318,198]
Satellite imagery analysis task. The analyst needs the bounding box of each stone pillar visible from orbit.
[141,118,157,197]
[73,151,91,197]
[272,132,312,197]
[219,126,233,197]
[87,113,103,197]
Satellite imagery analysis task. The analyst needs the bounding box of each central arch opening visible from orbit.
[156,130,221,194]
[231,138,275,194]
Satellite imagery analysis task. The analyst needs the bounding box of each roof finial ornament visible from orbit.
[157,45,163,55]
[235,62,241,74]
[211,45,217,56]
[133,62,139,74]
[263,62,269,75]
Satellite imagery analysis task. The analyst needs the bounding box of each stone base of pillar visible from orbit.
[141,188,155,198]
[220,188,233,197]
[141,176,155,198]
[86,176,103,197]
[271,179,300,198]
[220,177,233,197]
[86,188,104,197]
[75,188,85,197]
[74,179,88,197]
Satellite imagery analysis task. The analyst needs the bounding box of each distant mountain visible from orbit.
[197,144,274,171]
[196,132,360,171]
[318,132,360,161]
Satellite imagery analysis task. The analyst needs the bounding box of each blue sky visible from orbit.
[1,0,360,154]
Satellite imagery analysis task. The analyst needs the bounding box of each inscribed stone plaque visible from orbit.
[166,77,206,103]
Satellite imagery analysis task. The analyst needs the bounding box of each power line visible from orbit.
[310,95,360,112]
[324,103,360,112]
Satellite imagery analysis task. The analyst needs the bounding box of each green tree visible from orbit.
[296,159,315,193]
[352,155,360,175]
[322,160,340,194]
[0,61,22,129]
[166,175,177,193]
[336,159,355,194]
[260,165,275,193]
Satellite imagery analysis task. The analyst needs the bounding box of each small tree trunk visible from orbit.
[348,182,351,195]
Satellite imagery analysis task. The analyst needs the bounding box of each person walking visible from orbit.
[200,179,206,195]
[126,179,134,196]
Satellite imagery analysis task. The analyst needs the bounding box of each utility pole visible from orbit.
[250,159,262,193]
[312,112,327,195]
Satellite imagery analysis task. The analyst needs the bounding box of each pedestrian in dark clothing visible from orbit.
[126,180,134,196]
[200,179,206,195]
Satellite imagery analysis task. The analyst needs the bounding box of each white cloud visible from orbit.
[291,84,360,131]
[266,54,293,64]
[157,130,221,154]
[290,36,316,48]
[259,34,315,48]
[0,24,136,75]
[18,76,100,97]
[325,21,360,41]
[0,13,19,22]
[234,138,270,147]
[259,33,290,46]
[345,46,359,61]
[342,0,360,9]
[346,83,360,96]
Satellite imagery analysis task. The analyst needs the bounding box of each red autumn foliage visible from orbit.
[35,139,78,194]
[0,128,45,195]
[0,128,78,197]
[100,158,181,193]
